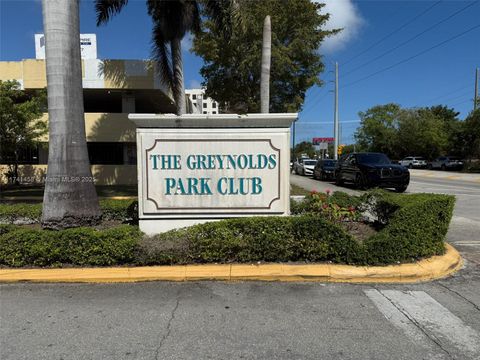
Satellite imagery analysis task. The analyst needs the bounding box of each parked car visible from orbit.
[294,159,317,176]
[399,156,427,169]
[313,159,337,180]
[335,152,410,192]
[428,156,464,171]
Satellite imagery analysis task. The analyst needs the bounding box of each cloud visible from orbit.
[317,0,365,54]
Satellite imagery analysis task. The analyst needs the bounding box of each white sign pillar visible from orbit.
[129,113,297,235]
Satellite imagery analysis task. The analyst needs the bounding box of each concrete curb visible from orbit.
[1,196,137,201]
[0,244,462,284]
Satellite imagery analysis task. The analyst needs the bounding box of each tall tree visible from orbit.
[354,104,401,158]
[396,108,448,160]
[0,80,47,184]
[41,0,101,228]
[95,0,233,115]
[462,109,480,159]
[193,0,339,113]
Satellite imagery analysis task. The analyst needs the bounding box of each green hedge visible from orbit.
[0,225,140,267]
[0,190,455,267]
[360,190,455,264]
[0,200,138,223]
[135,216,360,265]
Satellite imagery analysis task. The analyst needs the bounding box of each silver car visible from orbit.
[295,159,317,176]
[399,156,427,169]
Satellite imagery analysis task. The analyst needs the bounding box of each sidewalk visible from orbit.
[409,169,480,183]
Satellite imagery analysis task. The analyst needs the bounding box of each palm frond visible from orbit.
[151,21,174,93]
[95,0,129,26]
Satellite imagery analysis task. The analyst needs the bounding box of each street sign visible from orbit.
[313,137,334,145]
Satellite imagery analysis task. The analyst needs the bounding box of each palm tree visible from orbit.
[260,15,271,113]
[95,0,235,115]
[41,0,101,228]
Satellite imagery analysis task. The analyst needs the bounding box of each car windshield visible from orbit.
[304,160,317,165]
[323,160,336,166]
[415,158,426,161]
[357,153,391,165]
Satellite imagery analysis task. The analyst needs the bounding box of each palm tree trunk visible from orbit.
[41,0,101,228]
[171,38,186,115]
[260,15,271,113]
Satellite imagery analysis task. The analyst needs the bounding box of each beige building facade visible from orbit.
[0,34,177,185]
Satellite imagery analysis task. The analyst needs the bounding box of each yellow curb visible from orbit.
[0,244,462,284]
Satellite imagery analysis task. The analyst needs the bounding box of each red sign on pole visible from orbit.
[312,137,334,145]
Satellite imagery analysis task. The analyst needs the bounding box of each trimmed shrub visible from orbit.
[99,199,138,222]
[361,190,455,264]
[135,215,361,265]
[0,225,140,267]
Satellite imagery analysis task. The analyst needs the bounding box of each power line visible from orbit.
[342,1,443,67]
[342,23,480,89]
[342,1,478,78]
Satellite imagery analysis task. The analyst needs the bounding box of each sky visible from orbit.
[1,0,479,145]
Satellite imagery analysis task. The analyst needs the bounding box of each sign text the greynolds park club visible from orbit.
[139,131,286,214]
[131,114,296,234]
[149,152,277,196]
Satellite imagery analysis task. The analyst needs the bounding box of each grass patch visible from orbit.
[290,184,310,196]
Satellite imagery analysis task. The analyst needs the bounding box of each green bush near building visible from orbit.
[0,190,455,267]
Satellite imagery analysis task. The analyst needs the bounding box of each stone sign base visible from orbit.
[129,113,297,235]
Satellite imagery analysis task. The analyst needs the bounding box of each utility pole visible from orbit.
[292,120,296,160]
[475,67,478,112]
[334,62,339,160]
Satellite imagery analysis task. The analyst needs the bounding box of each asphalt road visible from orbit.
[1,173,479,360]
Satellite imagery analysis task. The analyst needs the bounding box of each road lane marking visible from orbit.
[380,290,480,357]
[364,289,449,360]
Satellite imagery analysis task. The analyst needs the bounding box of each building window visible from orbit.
[88,142,124,165]
[212,111,217,114]
[212,103,217,108]
[203,103,207,108]
[192,94,196,99]
[203,111,207,114]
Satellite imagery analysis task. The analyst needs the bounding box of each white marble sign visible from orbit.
[131,114,297,234]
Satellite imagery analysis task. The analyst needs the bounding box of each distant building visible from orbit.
[185,88,220,115]
[0,34,175,185]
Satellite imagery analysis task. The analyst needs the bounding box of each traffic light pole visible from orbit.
[334,62,339,160]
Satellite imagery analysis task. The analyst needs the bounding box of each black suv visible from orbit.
[313,159,337,180]
[335,152,410,192]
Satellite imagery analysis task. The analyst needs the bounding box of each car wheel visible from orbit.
[441,164,446,171]
[320,172,325,181]
[354,174,366,190]
[335,173,343,186]
[302,169,305,176]
[408,164,413,169]
[395,185,408,193]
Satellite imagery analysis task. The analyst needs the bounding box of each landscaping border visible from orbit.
[0,243,462,284]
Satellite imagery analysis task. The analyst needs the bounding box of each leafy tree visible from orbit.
[396,108,448,160]
[462,109,480,159]
[292,141,315,159]
[0,80,47,184]
[192,0,339,113]
[95,0,234,115]
[428,105,462,155]
[354,104,401,158]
